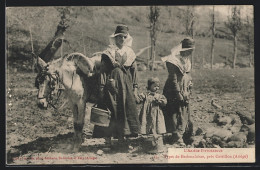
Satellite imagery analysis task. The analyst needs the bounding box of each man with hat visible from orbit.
[92,24,140,149]
[162,37,195,146]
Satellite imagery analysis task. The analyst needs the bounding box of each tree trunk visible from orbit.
[150,22,155,71]
[39,19,69,62]
[210,32,215,69]
[249,50,252,67]
[191,52,194,70]
[147,31,150,67]
[187,7,195,70]
[210,6,215,70]
[150,37,153,70]
[190,30,194,70]
[202,47,205,69]
[152,41,156,71]
[29,26,35,73]
[149,6,159,71]
[246,15,252,67]
[210,39,215,70]
[226,6,242,69]
[233,35,237,69]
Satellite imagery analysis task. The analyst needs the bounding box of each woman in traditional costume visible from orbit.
[162,37,195,145]
[92,25,140,148]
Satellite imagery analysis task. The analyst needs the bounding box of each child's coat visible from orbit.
[139,92,167,135]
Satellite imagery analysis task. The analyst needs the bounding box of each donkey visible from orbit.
[35,52,101,152]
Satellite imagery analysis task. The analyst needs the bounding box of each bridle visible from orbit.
[36,68,63,110]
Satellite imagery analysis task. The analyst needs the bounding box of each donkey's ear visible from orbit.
[35,56,48,72]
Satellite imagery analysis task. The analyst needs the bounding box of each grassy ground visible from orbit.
[137,68,254,98]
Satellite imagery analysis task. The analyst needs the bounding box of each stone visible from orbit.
[240,123,255,143]
[228,114,239,125]
[205,127,232,139]
[211,136,222,144]
[246,124,255,143]
[213,144,221,148]
[195,127,203,136]
[227,141,245,148]
[211,100,222,109]
[132,153,138,157]
[236,111,255,125]
[197,141,206,148]
[196,96,203,102]
[229,126,241,134]
[227,132,247,143]
[96,149,103,156]
[213,112,233,126]
[137,64,147,71]
[128,145,134,150]
[102,148,111,152]
[191,136,204,147]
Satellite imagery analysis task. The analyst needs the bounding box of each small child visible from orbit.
[138,77,167,153]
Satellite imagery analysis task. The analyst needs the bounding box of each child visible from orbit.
[138,77,167,153]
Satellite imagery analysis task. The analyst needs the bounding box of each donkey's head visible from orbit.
[35,57,61,109]
[34,52,99,109]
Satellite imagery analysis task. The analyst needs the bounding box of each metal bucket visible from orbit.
[90,105,111,127]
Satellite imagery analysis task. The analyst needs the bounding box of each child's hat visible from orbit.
[148,77,160,89]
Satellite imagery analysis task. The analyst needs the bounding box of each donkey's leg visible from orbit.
[71,104,81,152]
[72,100,86,152]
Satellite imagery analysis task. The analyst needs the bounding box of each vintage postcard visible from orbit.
[6,4,255,165]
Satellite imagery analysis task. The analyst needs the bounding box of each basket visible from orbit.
[142,135,164,154]
[90,104,111,127]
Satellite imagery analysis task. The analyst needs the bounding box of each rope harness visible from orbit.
[36,68,64,110]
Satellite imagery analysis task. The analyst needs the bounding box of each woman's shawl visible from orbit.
[103,45,136,67]
[161,44,191,74]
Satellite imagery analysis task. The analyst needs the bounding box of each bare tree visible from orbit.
[39,7,71,62]
[210,6,216,69]
[185,6,195,38]
[183,6,196,69]
[225,6,242,69]
[148,6,160,71]
[245,15,254,67]
[29,26,36,72]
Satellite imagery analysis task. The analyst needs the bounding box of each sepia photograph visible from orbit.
[5,4,255,165]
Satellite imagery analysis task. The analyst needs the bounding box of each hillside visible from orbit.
[6,6,254,71]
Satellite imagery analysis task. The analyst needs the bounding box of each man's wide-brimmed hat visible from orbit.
[179,37,195,51]
[110,24,129,37]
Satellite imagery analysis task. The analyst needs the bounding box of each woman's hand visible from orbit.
[133,88,141,103]
[157,99,167,107]
[138,93,146,102]
[176,92,184,101]
[99,88,104,102]
[107,78,118,95]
